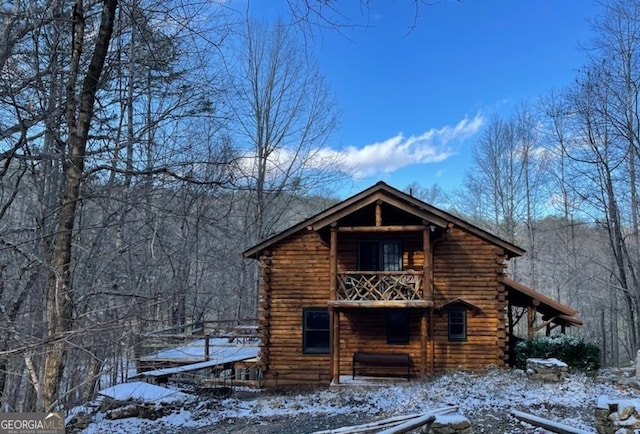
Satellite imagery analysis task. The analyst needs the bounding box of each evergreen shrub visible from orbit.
[514,335,600,373]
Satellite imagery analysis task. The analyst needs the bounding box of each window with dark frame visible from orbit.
[387,311,410,344]
[358,240,402,271]
[302,308,330,354]
[448,309,467,341]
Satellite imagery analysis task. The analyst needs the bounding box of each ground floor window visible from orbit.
[387,310,410,344]
[448,309,467,341]
[303,308,330,354]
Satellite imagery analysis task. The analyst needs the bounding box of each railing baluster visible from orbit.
[337,272,423,301]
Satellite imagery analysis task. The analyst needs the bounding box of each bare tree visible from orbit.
[40,0,119,411]
[223,18,346,320]
[539,0,640,359]
[403,182,450,207]
[0,0,236,411]
[229,19,343,244]
[558,61,640,357]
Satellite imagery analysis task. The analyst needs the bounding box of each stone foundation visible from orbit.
[526,358,568,382]
[423,413,472,434]
[595,395,640,434]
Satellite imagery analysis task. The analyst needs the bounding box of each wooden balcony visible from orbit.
[335,271,428,307]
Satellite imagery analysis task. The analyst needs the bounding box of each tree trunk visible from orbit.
[41,0,118,411]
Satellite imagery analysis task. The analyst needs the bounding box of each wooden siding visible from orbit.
[259,230,332,387]
[257,224,509,387]
[338,309,425,378]
[432,228,508,370]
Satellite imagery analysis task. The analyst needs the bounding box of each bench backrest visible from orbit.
[353,352,410,366]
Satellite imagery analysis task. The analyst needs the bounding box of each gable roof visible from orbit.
[243,181,526,259]
[436,298,484,314]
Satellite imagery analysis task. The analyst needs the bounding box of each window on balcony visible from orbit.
[387,311,410,344]
[358,240,402,271]
[448,309,467,341]
[303,308,330,354]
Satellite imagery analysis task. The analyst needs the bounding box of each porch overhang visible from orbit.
[500,277,583,330]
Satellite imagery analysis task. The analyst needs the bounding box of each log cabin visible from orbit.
[243,181,582,386]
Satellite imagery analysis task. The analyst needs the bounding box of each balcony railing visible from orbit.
[336,271,424,302]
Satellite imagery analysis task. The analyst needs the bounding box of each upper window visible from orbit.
[303,308,330,354]
[358,240,402,271]
[387,311,410,344]
[448,309,467,342]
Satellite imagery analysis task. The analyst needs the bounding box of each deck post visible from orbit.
[420,311,427,377]
[205,335,210,361]
[527,304,536,339]
[332,308,340,384]
[423,227,432,300]
[330,228,337,301]
[330,227,339,383]
[429,309,435,376]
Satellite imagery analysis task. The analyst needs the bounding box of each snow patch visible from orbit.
[97,382,193,404]
[77,370,636,433]
[527,358,568,368]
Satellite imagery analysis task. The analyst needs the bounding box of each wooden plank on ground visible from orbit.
[310,406,457,434]
[510,410,594,434]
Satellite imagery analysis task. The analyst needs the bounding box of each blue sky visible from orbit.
[247,1,603,198]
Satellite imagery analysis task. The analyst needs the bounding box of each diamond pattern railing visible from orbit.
[336,271,423,301]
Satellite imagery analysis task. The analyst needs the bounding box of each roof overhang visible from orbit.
[436,298,483,314]
[501,277,583,328]
[243,181,526,259]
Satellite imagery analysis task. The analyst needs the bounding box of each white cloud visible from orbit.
[233,113,485,185]
[333,113,484,179]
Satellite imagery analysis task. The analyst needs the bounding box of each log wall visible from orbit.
[339,309,425,378]
[257,225,509,387]
[259,230,332,387]
[432,228,508,370]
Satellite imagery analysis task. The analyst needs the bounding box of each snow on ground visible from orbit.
[139,338,259,363]
[75,368,639,434]
[97,382,194,404]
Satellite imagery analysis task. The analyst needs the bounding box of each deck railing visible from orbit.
[336,271,424,301]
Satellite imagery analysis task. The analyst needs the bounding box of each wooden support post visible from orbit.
[420,311,427,378]
[205,335,210,361]
[329,308,334,381]
[422,227,431,300]
[332,309,341,384]
[527,305,536,339]
[330,228,337,301]
[375,200,383,226]
[507,300,514,340]
[329,228,338,383]
[429,309,435,376]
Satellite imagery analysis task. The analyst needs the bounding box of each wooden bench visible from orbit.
[352,352,410,380]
